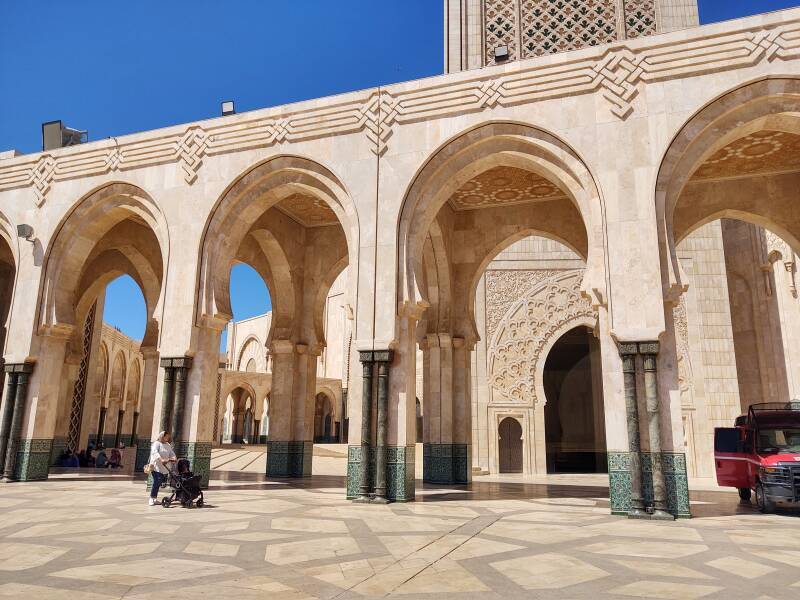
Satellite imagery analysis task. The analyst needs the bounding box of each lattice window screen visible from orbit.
[485,0,520,65]
[520,0,618,58]
[67,302,96,451]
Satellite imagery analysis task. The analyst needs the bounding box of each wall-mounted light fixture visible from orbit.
[494,45,509,63]
[17,224,34,243]
[221,100,235,116]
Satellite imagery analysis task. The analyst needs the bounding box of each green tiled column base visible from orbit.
[176,441,212,489]
[266,441,312,478]
[607,451,691,518]
[347,444,415,502]
[135,445,151,473]
[423,443,470,484]
[14,439,53,481]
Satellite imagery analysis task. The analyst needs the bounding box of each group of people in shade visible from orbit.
[56,444,124,469]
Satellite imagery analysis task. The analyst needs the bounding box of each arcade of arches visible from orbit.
[1,3,800,520]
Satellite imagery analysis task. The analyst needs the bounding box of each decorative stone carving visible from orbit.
[449,166,566,211]
[485,269,562,341]
[488,270,595,404]
[485,0,519,65]
[673,297,693,401]
[623,0,657,39]
[692,131,800,181]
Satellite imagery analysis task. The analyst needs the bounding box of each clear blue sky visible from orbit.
[1,1,797,340]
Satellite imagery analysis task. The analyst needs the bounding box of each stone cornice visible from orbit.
[1,8,798,206]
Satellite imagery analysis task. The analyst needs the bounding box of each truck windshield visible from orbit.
[757,428,800,454]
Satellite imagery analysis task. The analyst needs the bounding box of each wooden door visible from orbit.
[499,417,523,473]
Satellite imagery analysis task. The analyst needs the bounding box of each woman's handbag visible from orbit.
[143,463,154,475]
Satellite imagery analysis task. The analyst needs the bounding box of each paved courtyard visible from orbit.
[0,473,799,599]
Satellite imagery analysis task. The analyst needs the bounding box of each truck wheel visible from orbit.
[738,487,751,502]
[756,481,774,513]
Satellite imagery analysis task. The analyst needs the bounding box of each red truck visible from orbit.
[714,402,800,512]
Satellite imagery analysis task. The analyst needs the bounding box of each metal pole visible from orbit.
[355,351,374,502]
[620,343,647,518]
[641,342,673,520]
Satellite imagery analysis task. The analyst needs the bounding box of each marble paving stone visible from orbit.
[184,541,240,557]
[51,557,241,585]
[10,518,119,538]
[582,521,704,541]
[706,556,777,579]
[748,548,800,566]
[726,529,800,547]
[0,542,68,570]
[216,531,295,542]
[503,510,606,523]
[611,580,723,599]
[200,520,251,533]
[614,559,715,580]
[483,520,597,544]
[60,533,147,544]
[271,517,349,533]
[362,514,466,533]
[580,540,709,559]
[0,583,117,600]
[87,542,162,560]
[265,536,361,565]
[446,536,524,560]
[377,534,440,560]
[393,559,490,594]
[491,552,609,589]
[132,522,180,534]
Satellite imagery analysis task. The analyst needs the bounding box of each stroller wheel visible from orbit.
[161,497,171,507]
[196,497,204,508]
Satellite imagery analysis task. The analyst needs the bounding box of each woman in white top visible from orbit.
[148,431,176,506]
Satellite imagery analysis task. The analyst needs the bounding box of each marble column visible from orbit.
[354,351,374,502]
[0,370,19,475]
[96,406,107,448]
[113,409,124,448]
[170,358,192,443]
[159,362,175,434]
[374,355,391,502]
[619,343,647,518]
[129,411,140,447]
[1,364,33,481]
[640,341,673,520]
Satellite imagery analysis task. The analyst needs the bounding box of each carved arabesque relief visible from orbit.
[485,269,562,342]
[673,297,694,402]
[488,270,594,405]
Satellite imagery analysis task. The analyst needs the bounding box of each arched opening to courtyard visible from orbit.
[33,183,166,476]
[398,122,608,486]
[199,156,356,477]
[657,78,800,482]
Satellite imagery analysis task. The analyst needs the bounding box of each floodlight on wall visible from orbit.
[16,224,34,243]
[42,120,88,151]
[221,100,235,116]
[494,45,509,62]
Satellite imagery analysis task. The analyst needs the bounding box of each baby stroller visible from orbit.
[161,458,204,508]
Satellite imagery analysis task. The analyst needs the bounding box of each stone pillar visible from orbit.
[159,362,175,434]
[619,342,647,518]
[353,351,375,501]
[130,411,140,447]
[170,358,191,443]
[289,344,316,476]
[1,364,33,481]
[451,337,472,484]
[641,341,673,520]
[96,406,107,448]
[374,355,391,502]
[0,370,19,474]
[266,339,311,478]
[113,409,124,448]
[135,348,159,471]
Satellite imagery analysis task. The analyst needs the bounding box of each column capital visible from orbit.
[617,342,639,356]
[269,339,295,355]
[160,356,193,369]
[358,350,374,364]
[637,341,660,355]
[373,349,393,363]
[3,362,33,374]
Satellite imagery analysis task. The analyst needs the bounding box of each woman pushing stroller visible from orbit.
[148,431,176,506]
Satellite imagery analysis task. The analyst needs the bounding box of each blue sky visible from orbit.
[1,1,798,340]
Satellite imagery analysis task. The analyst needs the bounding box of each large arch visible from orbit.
[398,121,607,326]
[197,155,358,476]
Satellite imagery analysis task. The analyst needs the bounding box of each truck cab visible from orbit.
[714,402,800,512]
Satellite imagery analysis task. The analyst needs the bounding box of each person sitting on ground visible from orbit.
[95,448,108,468]
[57,449,77,467]
[109,447,122,469]
[67,450,79,467]
[76,449,87,467]
[148,431,176,506]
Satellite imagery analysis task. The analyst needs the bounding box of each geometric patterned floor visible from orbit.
[1,474,799,599]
